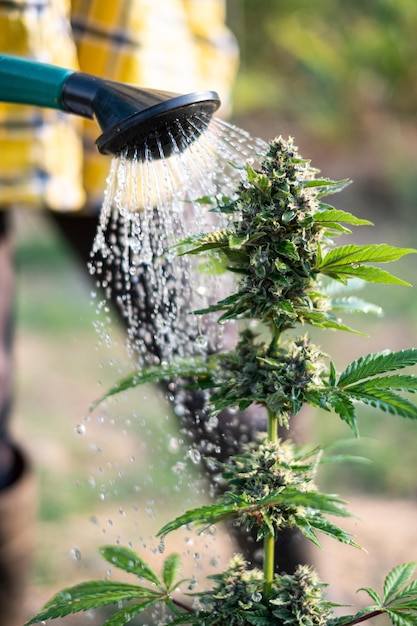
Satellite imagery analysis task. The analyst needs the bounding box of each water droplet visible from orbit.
[205,415,218,432]
[172,461,186,474]
[174,403,186,417]
[195,335,208,349]
[71,547,82,561]
[75,423,86,435]
[168,436,179,453]
[188,577,198,590]
[188,448,201,464]
[251,592,262,603]
[158,539,165,554]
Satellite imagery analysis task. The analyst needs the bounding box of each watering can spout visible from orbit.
[0,54,220,160]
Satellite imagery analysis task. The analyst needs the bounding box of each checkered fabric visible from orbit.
[0,0,238,212]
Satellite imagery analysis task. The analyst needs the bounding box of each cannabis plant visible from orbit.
[27,137,417,625]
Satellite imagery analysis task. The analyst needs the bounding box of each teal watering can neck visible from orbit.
[0,54,75,111]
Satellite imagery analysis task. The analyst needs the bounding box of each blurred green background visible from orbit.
[13,1,417,620]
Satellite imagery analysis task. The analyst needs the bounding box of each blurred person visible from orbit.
[0,2,306,624]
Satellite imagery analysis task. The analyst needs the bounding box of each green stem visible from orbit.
[264,408,279,597]
[269,324,281,355]
[263,533,275,598]
[267,408,278,443]
[264,324,281,597]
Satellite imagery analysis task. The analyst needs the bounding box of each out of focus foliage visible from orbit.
[227,0,417,139]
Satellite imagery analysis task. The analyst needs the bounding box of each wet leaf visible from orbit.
[163,553,181,591]
[25,581,155,624]
[100,546,162,588]
[102,599,161,626]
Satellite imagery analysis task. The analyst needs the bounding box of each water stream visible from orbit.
[89,114,267,366]
[75,117,268,615]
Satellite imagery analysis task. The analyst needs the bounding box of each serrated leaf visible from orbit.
[353,375,417,393]
[100,546,162,588]
[338,349,417,387]
[162,553,181,591]
[329,361,337,387]
[328,392,358,436]
[157,502,237,537]
[345,387,417,420]
[323,264,412,286]
[245,611,271,625]
[392,579,417,602]
[298,523,322,547]
[319,243,416,270]
[299,514,360,549]
[297,308,364,334]
[315,207,373,227]
[103,599,161,626]
[316,205,372,225]
[358,586,382,605]
[384,563,417,604]
[386,609,417,626]
[25,581,153,624]
[260,487,351,518]
[304,177,351,196]
[274,239,300,259]
[91,357,211,408]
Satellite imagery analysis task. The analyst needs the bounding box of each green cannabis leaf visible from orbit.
[318,243,416,285]
[91,356,213,409]
[331,563,417,625]
[306,350,417,436]
[24,581,160,624]
[100,546,163,589]
[25,547,190,626]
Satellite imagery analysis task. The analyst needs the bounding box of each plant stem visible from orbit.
[264,407,278,597]
[267,408,278,443]
[171,597,194,613]
[263,533,275,598]
[339,609,383,625]
[264,325,281,597]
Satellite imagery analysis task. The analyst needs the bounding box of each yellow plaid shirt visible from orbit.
[0,0,238,211]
